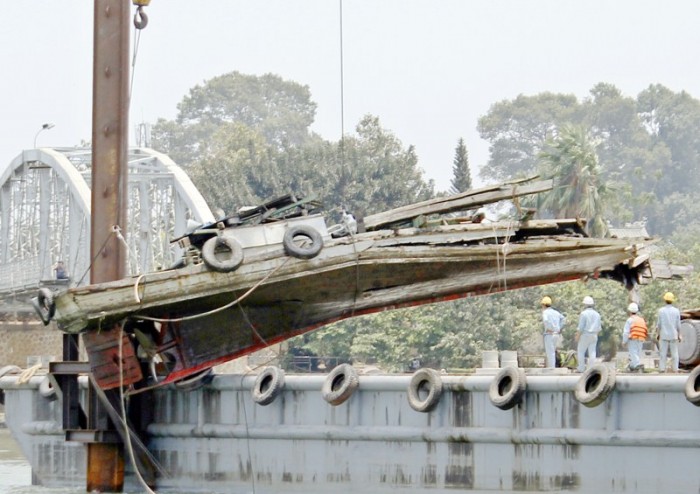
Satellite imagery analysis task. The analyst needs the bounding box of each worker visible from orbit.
[622,302,647,372]
[54,260,68,280]
[541,296,565,368]
[656,292,682,373]
[575,296,602,372]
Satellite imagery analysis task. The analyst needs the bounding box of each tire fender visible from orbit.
[407,368,443,413]
[322,363,359,406]
[489,366,527,410]
[574,363,616,408]
[252,366,285,406]
[39,375,58,401]
[684,365,700,406]
[283,225,324,260]
[32,288,56,325]
[201,236,244,272]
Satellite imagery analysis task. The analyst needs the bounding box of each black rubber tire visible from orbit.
[283,225,323,260]
[322,363,359,406]
[679,320,700,366]
[489,366,527,410]
[574,364,616,408]
[407,368,443,413]
[252,366,285,406]
[39,375,58,401]
[201,236,244,272]
[32,288,56,325]
[684,365,700,406]
[174,368,214,391]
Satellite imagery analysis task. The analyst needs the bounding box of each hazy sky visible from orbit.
[3,1,700,192]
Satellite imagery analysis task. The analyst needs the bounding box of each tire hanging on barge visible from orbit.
[322,363,359,406]
[252,366,285,406]
[574,364,616,408]
[684,365,700,406]
[489,366,527,410]
[407,368,443,413]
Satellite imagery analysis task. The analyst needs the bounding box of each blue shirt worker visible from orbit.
[622,302,648,372]
[576,296,602,372]
[541,296,565,368]
[656,292,682,373]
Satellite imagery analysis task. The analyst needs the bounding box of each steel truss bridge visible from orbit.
[0,147,214,308]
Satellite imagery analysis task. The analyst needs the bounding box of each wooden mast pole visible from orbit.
[86,0,130,490]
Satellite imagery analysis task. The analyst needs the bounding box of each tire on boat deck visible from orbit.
[252,366,285,406]
[684,365,700,406]
[322,363,359,406]
[489,366,527,410]
[574,364,616,408]
[283,225,324,260]
[32,288,56,326]
[407,368,443,413]
[201,236,244,273]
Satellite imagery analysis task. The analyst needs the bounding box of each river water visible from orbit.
[0,427,88,494]
[0,427,34,494]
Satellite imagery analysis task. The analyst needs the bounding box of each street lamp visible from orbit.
[33,123,55,148]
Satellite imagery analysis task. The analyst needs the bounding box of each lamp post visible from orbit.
[33,123,55,148]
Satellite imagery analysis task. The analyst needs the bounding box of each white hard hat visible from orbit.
[583,296,594,306]
[627,302,639,313]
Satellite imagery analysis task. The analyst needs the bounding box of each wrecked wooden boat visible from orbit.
[32,178,659,389]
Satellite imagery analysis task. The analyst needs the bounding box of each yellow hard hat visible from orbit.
[541,296,552,306]
[663,292,675,303]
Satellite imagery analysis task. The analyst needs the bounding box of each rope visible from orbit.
[17,363,43,384]
[118,321,159,494]
[132,257,292,324]
[75,228,115,286]
[113,225,140,275]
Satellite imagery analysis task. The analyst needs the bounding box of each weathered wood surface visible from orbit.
[363,178,553,230]
[53,218,650,335]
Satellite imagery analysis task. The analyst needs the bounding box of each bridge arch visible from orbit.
[0,147,214,293]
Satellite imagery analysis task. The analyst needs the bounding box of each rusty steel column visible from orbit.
[91,0,129,281]
[88,0,130,491]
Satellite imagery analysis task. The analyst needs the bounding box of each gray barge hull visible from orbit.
[3,371,700,493]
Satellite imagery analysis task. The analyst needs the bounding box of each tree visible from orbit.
[151,71,318,166]
[187,114,434,220]
[537,125,611,237]
[477,92,582,182]
[450,138,472,194]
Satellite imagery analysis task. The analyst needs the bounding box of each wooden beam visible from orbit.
[363,179,553,230]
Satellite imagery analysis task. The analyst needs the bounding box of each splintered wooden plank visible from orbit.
[363,179,553,230]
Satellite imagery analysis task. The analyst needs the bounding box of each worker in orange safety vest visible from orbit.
[622,302,647,372]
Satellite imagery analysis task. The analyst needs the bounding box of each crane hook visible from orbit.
[134,5,148,30]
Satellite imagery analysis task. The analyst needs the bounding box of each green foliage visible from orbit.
[450,138,472,193]
[152,71,317,166]
[477,92,581,181]
[477,83,700,238]
[186,114,434,219]
[536,125,611,237]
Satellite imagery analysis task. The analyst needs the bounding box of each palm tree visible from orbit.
[537,125,611,237]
